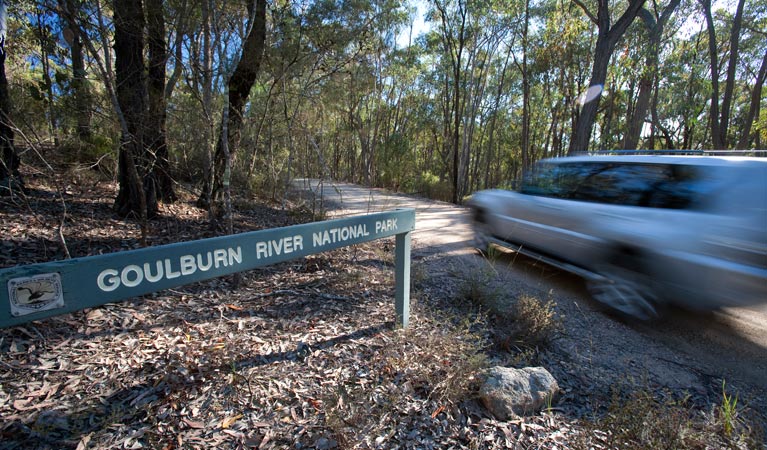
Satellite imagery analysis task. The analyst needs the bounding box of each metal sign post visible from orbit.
[0,209,415,329]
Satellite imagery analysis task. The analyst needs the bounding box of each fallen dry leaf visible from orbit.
[182,418,205,429]
[221,414,243,429]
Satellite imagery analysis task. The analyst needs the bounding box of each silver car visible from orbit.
[469,155,767,319]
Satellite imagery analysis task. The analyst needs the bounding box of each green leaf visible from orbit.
[28,83,44,102]
[54,70,70,85]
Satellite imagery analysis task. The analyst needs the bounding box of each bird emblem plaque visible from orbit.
[8,273,64,317]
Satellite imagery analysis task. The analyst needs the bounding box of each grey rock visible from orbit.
[479,366,559,420]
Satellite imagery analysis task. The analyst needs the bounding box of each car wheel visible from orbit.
[587,253,659,320]
[474,225,492,254]
[472,210,492,255]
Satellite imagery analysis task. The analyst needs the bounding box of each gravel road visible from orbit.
[295,179,767,423]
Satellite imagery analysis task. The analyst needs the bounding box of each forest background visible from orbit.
[0,0,765,223]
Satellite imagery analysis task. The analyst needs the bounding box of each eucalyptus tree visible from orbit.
[656,32,710,148]
[699,0,740,148]
[431,0,469,203]
[0,0,22,193]
[32,2,60,143]
[459,4,511,196]
[145,0,175,202]
[519,0,532,174]
[479,44,512,189]
[170,0,235,193]
[197,0,267,210]
[734,0,766,149]
[429,0,514,202]
[699,0,764,148]
[264,0,408,189]
[737,47,766,149]
[332,0,408,186]
[113,0,155,221]
[416,32,452,184]
[622,0,682,149]
[59,0,92,141]
[340,23,389,184]
[568,0,647,154]
[533,0,592,157]
[375,43,426,190]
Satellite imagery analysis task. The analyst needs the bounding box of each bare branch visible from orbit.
[571,0,598,25]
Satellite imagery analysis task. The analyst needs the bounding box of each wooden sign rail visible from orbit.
[0,209,415,329]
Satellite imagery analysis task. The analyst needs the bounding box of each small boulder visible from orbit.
[479,366,559,420]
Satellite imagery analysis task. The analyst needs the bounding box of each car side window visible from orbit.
[573,164,669,206]
[646,165,709,209]
[522,161,708,209]
[519,163,560,196]
[521,162,604,198]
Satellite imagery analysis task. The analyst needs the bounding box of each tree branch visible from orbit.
[571,0,598,25]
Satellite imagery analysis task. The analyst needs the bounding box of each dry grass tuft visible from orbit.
[496,295,563,351]
[455,266,502,310]
[572,387,764,450]
[454,265,562,354]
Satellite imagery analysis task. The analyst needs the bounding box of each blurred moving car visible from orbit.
[468,155,767,319]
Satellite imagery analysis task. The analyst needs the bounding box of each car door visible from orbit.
[652,164,767,307]
[490,162,608,265]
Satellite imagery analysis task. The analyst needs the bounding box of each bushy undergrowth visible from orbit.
[414,171,452,202]
[456,265,502,310]
[455,263,562,354]
[496,295,562,352]
[58,135,117,174]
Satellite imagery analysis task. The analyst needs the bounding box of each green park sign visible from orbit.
[0,209,415,329]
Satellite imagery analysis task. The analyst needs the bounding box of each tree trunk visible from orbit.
[434,0,467,204]
[718,0,745,148]
[61,0,92,141]
[198,0,267,208]
[164,0,187,100]
[622,0,680,149]
[484,50,510,189]
[737,50,767,149]
[568,0,647,154]
[146,0,176,202]
[113,0,157,220]
[36,8,58,145]
[198,0,214,212]
[700,0,722,148]
[623,70,652,149]
[0,0,22,194]
[521,0,531,175]
[569,35,611,153]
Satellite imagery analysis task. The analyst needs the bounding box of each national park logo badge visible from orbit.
[8,273,64,317]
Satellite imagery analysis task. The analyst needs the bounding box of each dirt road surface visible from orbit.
[295,179,767,424]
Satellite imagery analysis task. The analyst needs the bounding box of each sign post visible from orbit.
[0,209,415,329]
[395,231,411,328]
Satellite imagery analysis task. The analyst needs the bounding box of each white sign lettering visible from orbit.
[97,246,242,292]
[312,224,370,248]
[375,219,397,233]
[93,216,405,293]
[255,235,303,259]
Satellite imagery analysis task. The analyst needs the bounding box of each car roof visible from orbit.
[540,155,767,167]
